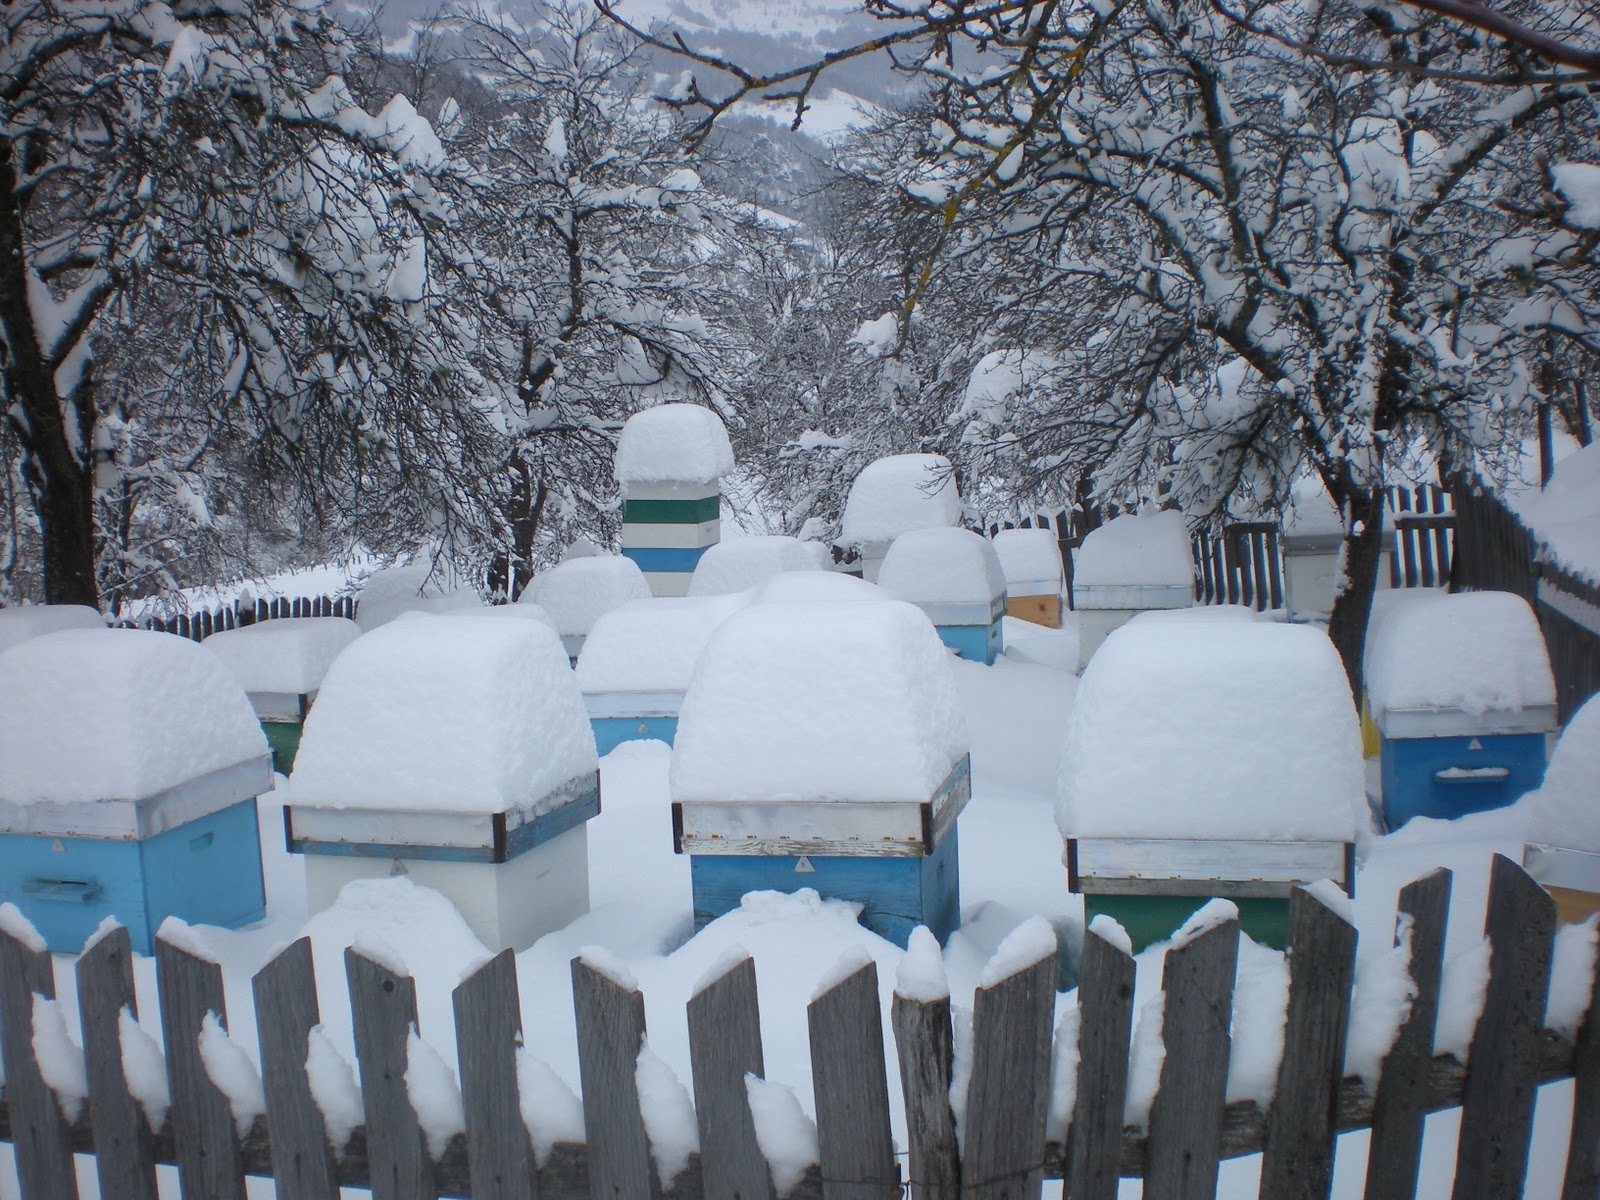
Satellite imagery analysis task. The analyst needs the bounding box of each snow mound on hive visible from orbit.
[1365,591,1553,717]
[0,629,265,804]
[992,529,1064,592]
[751,572,888,605]
[356,561,481,631]
[615,403,734,487]
[525,556,651,637]
[1521,693,1600,850]
[576,596,747,694]
[878,527,1006,605]
[671,601,968,804]
[203,617,361,695]
[1057,620,1362,840]
[688,537,821,597]
[291,616,596,812]
[0,605,104,656]
[1073,511,1193,588]
[839,454,961,548]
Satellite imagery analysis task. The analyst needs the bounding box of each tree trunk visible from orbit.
[486,456,547,602]
[0,137,99,609]
[1325,486,1388,704]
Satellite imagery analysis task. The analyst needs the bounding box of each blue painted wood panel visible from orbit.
[592,716,679,755]
[620,545,711,574]
[688,826,960,947]
[1380,731,1547,829]
[0,798,265,955]
[935,619,1004,665]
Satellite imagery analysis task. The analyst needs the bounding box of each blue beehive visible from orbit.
[1367,591,1555,829]
[285,614,601,951]
[671,600,972,947]
[878,527,1007,665]
[616,404,736,597]
[0,629,271,954]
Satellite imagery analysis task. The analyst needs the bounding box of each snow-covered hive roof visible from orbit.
[751,571,888,605]
[614,403,735,489]
[202,617,362,695]
[839,454,962,548]
[688,536,822,597]
[455,601,556,627]
[576,595,747,694]
[671,601,970,804]
[1365,591,1554,718]
[0,629,266,804]
[991,529,1064,593]
[1057,620,1363,841]
[877,527,1006,606]
[1524,693,1600,849]
[356,561,482,631]
[291,616,597,813]
[1073,510,1194,588]
[0,604,104,656]
[1282,474,1344,540]
[524,556,652,637]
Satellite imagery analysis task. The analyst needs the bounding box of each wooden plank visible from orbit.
[0,916,79,1200]
[961,953,1057,1200]
[891,992,959,1200]
[807,962,898,1200]
[686,954,774,1200]
[1259,888,1358,1200]
[1364,868,1452,1200]
[76,924,157,1200]
[1067,923,1136,1200]
[570,956,660,1200]
[155,934,247,1200]
[252,938,340,1200]
[1562,903,1600,1200]
[346,946,437,1200]
[453,950,537,1200]
[1451,855,1557,1200]
[1145,915,1239,1200]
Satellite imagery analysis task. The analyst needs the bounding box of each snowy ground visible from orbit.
[1,615,1590,1199]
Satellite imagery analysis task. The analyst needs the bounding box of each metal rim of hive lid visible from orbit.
[1066,836,1356,900]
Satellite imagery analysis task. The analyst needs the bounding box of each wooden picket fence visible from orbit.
[116,594,358,643]
[2,855,1596,1200]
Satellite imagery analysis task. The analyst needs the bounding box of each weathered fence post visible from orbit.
[0,909,79,1200]
[1144,914,1239,1200]
[156,929,247,1200]
[453,949,537,1200]
[571,955,661,1200]
[1451,855,1557,1200]
[253,937,340,1200]
[960,948,1057,1200]
[892,987,960,1200]
[1364,868,1452,1200]
[687,954,774,1200]
[1260,888,1358,1200]
[76,923,157,1200]
[347,945,437,1200]
[808,961,898,1200]
[1067,922,1136,1200]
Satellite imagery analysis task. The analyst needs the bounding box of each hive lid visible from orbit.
[688,537,821,597]
[525,556,652,637]
[1072,511,1193,589]
[203,617,361,695]
[839,454,962,548]
[878,527,1006,605]
[615,403,735,487]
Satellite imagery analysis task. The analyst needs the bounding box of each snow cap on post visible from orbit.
[0,628,266,804]
[670,600,969,804]
[878,527,1006,605]
[290,615,597,813]
[1057,620,1362,840]
[614,403,735,491]
[839,454,962,549]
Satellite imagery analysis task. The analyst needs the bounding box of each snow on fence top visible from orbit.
[1365,590,1554,717]
[671,601,969,805]
[1508,441,1600,583]
[290,616,596,813]
[614,403,735,488]
[1072,510,1194,588]
[991,528,1064,592]
[356,562,481,631]
[0,629,266,805]
[0,604,104,656]
[878,527,1006,606]
[576,595,746,694]
[1057,620,1363,841]
[523,555,652,637]
[202,617,362,696]
[751,571,887,605]
[688,536,822,597]
[1524,692,1600,850]
[839,454,962,548]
